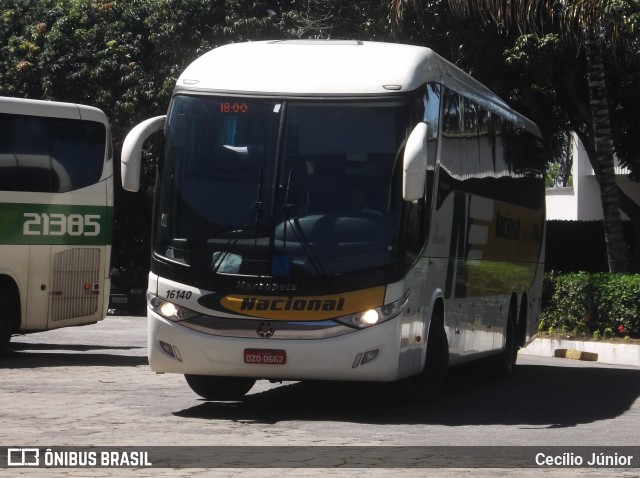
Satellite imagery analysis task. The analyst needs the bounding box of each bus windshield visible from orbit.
[155,95,408,278]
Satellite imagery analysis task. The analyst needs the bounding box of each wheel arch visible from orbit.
[0,274,22,334]
[422,293,447,367]
[423,289,445,340]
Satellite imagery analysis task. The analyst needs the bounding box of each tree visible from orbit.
[455,1,640,272]
[393,0,640,272]
[0,0,305,275]
[4,0,639,272]
[501,30,640,271]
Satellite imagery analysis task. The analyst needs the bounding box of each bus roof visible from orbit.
[0,96,108,125]
[175,40,540,135]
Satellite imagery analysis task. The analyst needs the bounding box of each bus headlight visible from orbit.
[334,294,409,329]
[147,293,199,322]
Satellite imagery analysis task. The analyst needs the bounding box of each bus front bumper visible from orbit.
[147,311,402,382]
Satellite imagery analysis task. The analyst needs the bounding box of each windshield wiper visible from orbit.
[209,203,260,274]
[281,169,328,278]
[209,167,266,274]
[280,169,293,255]
[253,166,264,246]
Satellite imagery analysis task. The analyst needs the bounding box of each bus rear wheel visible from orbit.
[184,375,256,401]
[489,305,518,378]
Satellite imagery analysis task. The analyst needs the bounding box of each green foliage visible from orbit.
[2,0,639,276]
[0,0,305,274]
[540,272,640,339]
[546,161,573,188]
[299,0,395,40]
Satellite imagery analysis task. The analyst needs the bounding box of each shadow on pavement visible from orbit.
[9,342,142,352]
[174,362,640,428]
[1,341,147,368]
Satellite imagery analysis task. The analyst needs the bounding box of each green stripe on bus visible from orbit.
[0,203,112,245]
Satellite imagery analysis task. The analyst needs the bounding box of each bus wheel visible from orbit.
[403,317,449,403]
[490,306,518,378]
[0,290,14,354]
[424,320,449,395]
[184,375,256,401]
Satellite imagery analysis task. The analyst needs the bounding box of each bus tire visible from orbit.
[403,314,449,403]
[489,303,518,378]
[184,375,256,401]
[424,318,449,394]
[0,290,14,354]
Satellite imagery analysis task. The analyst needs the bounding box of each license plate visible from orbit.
[244,349,286,365]
[112,297,128,303]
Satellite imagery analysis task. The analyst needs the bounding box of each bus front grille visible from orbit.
[51,248,101,321]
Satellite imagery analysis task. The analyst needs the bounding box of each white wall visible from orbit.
[545,134,640,221]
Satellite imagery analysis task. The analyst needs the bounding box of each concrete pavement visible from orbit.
[3,316,640,478]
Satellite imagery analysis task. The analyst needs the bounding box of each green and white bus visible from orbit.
[122,40,545,401]
[0,97,113,352]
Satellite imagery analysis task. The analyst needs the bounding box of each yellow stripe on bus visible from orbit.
[220,286,386,321]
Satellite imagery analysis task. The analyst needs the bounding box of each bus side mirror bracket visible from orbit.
[121,115,166,192]
[402,122,428,202]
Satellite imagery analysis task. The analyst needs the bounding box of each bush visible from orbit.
[540,272,640,339]
[544,220,636,273]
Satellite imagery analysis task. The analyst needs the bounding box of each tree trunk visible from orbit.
[584,30,627,272]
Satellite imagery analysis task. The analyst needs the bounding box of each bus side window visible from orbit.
[0,115,53,192]
[50,121,105,193]
[0,114,17,190]
[0,114,105,193]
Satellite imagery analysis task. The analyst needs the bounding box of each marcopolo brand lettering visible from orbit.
[236,280,298,292]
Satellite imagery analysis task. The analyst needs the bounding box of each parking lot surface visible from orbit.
[2,316,640,477]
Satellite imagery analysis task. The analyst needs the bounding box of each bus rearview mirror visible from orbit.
[121,115,166,192]
[402,122,428,201]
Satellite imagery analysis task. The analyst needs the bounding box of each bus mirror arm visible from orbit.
[121,115,166,192]
[402,122,428,202]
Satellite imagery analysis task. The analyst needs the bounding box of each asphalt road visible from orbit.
[2,316,640,477]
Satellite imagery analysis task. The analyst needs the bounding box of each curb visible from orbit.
[521,338,640,367]
[553,348,598,362]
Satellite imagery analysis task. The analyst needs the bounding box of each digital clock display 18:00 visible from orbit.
[219,102,248,113]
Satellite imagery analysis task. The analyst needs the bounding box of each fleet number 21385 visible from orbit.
[23,212,101,237]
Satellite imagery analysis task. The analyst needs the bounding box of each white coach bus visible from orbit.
[121,40,545,401]
[0,97,113,352]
